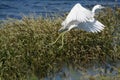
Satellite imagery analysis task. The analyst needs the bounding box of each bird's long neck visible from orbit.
[92,6,98,13]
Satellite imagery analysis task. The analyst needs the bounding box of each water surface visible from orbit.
[0,0,120,19]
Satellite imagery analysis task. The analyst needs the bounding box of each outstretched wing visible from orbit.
[59,3,105,33]
[62,3,93,27]
[77,19,105,33]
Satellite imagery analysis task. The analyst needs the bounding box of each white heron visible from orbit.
[50,3,105,48]
[59,3,105,33]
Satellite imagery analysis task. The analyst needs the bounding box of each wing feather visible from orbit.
[59,3,105,33]
[62,3,93,27]
[77,20,105,33]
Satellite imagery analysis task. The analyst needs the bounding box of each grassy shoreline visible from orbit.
[0,8,120,80]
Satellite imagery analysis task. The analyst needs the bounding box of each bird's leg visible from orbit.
[59,31,67,49]
[49,33,62,46]
[48,31,67,49]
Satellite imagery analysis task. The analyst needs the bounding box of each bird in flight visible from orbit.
[59,3,105,33]
[50,3,105,48]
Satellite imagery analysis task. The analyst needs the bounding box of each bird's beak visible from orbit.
[101,6,105,9]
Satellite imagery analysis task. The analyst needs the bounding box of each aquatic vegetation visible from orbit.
[0,8,120,80]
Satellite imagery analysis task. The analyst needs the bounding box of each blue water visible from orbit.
[0,0,120,19]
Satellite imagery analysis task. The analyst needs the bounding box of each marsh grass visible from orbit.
[0,8,120,80]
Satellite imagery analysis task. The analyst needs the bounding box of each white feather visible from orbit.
[77,19,105,32]
[63,3,93,26]
[59,3,105,33]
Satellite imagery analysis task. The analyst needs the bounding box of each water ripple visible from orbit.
[0,0,119,20]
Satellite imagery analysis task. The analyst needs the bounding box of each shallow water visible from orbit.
[0,0,120,20]
[44,62,120,80]
[29,61,120,80]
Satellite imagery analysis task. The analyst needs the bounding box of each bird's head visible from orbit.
[94,5,105,9]
[92,4,105,13]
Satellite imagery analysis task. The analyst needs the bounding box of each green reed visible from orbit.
[0,8,120,80]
